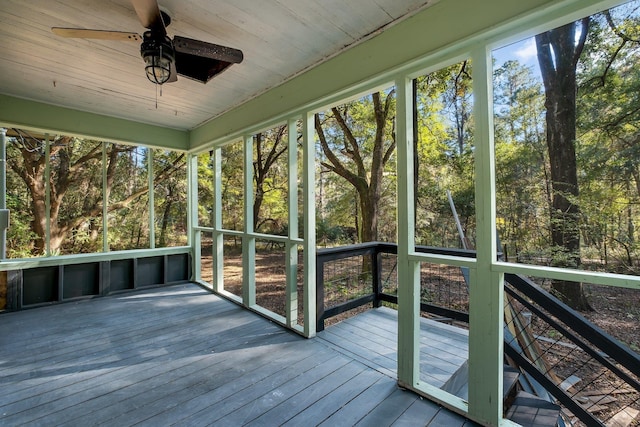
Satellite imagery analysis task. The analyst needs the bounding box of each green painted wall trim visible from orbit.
[189,0,552,150]
[0,94,188,150]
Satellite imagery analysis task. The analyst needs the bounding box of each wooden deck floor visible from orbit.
[0,283,477,426]
[318,307,469,389]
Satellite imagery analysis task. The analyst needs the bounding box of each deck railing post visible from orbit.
[372,245,382,308]
[303,112,317,337]
[316,256,325,332]
[0,128,7,260]
[285,117,299,328]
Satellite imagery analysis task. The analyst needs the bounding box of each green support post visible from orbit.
[395,76,420,389]
[188,153,199,282]
[286,118,299,328]
[243,135,256,307]
[0,128,6,260]
[302,113,316,338]
[213,148,224,293]
[44,134,51,256]
[102,142,109,253]
[148,148,155,249]
[468,46,504,426]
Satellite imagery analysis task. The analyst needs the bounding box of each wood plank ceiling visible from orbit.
[0,0,437,131]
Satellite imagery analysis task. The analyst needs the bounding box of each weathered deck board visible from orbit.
[0,284,477,426]
[317,306,469,388]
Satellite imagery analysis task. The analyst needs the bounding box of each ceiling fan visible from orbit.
[51,0,243,85]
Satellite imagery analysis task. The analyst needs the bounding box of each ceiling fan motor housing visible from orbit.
[140,31,175,84]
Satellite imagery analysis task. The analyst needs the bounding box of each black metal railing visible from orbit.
[315,242,640,426]
[504,274,640,426]
[316,242,473,331]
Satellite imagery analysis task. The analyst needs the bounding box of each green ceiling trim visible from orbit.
[0,94,188,150]
[189,0,552,150]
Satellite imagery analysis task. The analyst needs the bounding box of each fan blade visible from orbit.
[173,36,244,64]
[130,0,166,34]
[174,51,233,84]
[52,28,141,41]
[168,61,178,83]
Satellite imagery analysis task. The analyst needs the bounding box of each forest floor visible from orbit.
[534,282,640,425]
[582,283,640,353]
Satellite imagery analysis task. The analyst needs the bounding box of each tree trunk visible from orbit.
[252,129,287,233]
[31,186,47,254]
[314,91,395,246]
[536,21,591,310]
[159,187,173,247]
[253,133,264,232]
[360,185,378,243]
[253,186,264,232]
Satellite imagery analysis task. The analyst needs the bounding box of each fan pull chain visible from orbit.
[154,44,165,109]
[159,44,164,99]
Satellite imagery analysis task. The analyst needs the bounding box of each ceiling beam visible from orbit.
[0,94,188,150]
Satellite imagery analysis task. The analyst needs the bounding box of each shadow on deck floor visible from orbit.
[0,283,478,426]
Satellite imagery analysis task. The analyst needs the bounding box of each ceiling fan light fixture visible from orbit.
[52,0,243,86]
[141,32,174,85]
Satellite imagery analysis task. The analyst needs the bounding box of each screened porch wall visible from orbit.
[187,1,640,425]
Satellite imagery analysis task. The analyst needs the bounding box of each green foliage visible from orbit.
[6,140,38,257]
[415,61,475,248]
[493,60,550,255]
[107,145,150,251]
[153,150,187,248]
[220,141,244,231]
[253,126,289,235]
[197,152,215,227]
[316,88,397,244]
[491,1,640,274]
[5,209,38,258]
[6,131,187,257]
[316,218,356,246]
